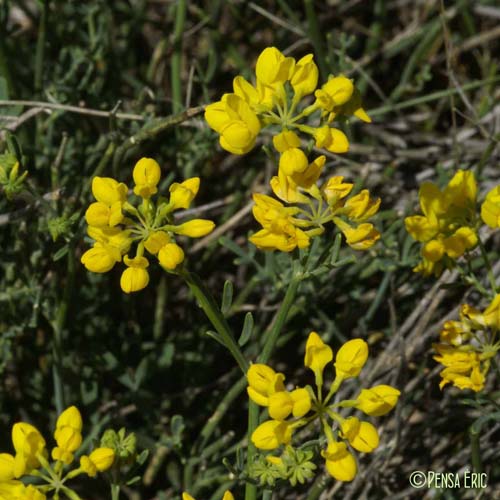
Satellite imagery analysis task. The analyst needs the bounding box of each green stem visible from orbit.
[303,0,328,80]
[34,0,48,94]
[469,426,482,474]
[476,237,498,294]
[244,401,259,500]
[111,483,121,500]
[181,269,248,373]
[258,277,301,364]
[171,0,186,113]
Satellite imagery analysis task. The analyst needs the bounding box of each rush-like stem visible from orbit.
[181,269,248,374]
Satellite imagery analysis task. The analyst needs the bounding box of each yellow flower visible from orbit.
[321,441,357,482]
[247,364,285,406]
[290,54,319,100]
[173,219,215,238]
[354,385,401,416]
[443,169,477,208]
[183,491,234,500]
[251,420,292,450]
[278,148,309,176]
[169,177,200,210]
[12,422,46,477]
[321,176,353,206]
[327,87,371,123]
[272,130,301,153]
[255,46,295,88]
[120,256,149,294]
[81,243,121,273]
[0,453,15,481]
[441,226,477,258]
[92,177,128,206]
[233,75,261,108]
[85,201,123,228]
[52,406,83,465]
[268,388,311,420]
[133,157,161,198]
[334,218,380,250]
[314,76,354,112]
[314,126,349,154]
[158,243,184,270]
[340,417,379,453]
[205,94,261,154]
[334,338,368,380]
[304,332,333,384]
[0,482,46,500]
[250,194,310,252]
[144,231,171,254]
[481,185,500,228]
[343,190,381,222]
[87,227,132,255]
[80,448,115,477]
[483,294,500,330]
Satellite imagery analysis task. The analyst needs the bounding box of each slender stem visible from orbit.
[244,401,259,500]
[258,277,301,364]
[476,236,498,293]
[262,490,272,500]
[469,426,482,474]
[171,0,186,113]
[34,0,48,94]
[111,483,121,500]
[181,269,248,373]
[303,0,328,80]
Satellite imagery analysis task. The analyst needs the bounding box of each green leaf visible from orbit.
[238,312,253,346]
[221,280,233,315]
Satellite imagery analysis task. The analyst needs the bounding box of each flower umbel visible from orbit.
[247,332,400,483]
[434,295,500,392]
[81,158,215,293]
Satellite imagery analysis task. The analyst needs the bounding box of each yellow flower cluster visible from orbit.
[247,332,400,482]
[81,158,215,293]
[249,160,380,252]
[405,170,500,276]
[0,406,114,500]
[205,46,369,156]
[434,295,500,392]
[183,491,233,500]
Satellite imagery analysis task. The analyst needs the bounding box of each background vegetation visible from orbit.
[1,0,499,498]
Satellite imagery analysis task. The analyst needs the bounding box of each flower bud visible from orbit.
[335,338,369,379]
[173,219,215,238]
[354,385,401,416]
[158,243,184,270]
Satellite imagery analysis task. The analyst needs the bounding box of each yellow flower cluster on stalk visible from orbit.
[247,332,400,483]
[249,159,381,252]
[405,170,500,276]
[0,406,114,500]
[434,295,500,392]
[205,46,369,156]
[81,158,215,293]
[183,491,233,500]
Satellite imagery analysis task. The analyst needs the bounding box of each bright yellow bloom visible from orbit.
[483,294,500,330]
[133,157,161,198]
[354,385,401,416]
[334,219,380,251]
[120,256,149,294]
[205,94,261,154]
[144,231,171,254]
[343,190,381,222]
[321,176,353,206]
[335,338,369,380]
[11,422,46,477]
[313,126,349,154]
[279,148,309,176]
[304,331,333,384]
[268,388,311,420]
[85,201,123,228]
[80,244,121,274]
[183,491,234,500]
[251,420,292,450]
[0,453,15,481]
[290,54,319,100]
[327,87,371,123]
[481,185,500,228]
[272,130,301,153]
[169,177,200,210]
[51,406,83,464]
[340,417,379,453]
[322,441,357,482]
[247,364,285,406]
[80,448,115,477]
[315,76,354,112]
[255,46,294,89]
[158,243,185,270]
[174,219,215,238]
[405,170,481,276]
[0,482,46,500]
[92,177,127,206]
